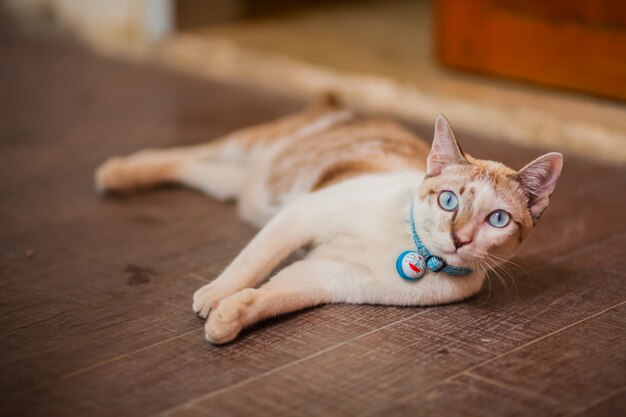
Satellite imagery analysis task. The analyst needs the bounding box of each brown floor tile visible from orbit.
[469,307,626,409]
[407,233,626,355]
[171,324,491,417]
[164,234,626,417]
[0,26,624,417]
[4,305,417,417]
[375,374,563,417]
[571,389,626,417]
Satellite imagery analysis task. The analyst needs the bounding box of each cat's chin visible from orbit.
[439,253,461,266]
[443,251,474,269]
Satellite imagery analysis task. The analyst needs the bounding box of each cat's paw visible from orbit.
[193,282,232,319]
[204,289,255,344]
[95,157,129,194]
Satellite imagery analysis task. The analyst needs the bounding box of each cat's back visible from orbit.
[265,114,430,195]
[238,100,430,225]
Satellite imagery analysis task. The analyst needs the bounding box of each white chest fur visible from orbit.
[293,171,486,306]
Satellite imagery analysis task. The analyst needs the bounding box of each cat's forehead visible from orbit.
[459,158,516,182]
[422,159,527,205]
[470,158,516,175]
[426,160,512,185]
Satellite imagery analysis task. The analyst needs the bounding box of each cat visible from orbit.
[95,94,563,344]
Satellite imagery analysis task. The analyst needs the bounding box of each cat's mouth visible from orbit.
[426,235,473,267]
[444,247,474,266]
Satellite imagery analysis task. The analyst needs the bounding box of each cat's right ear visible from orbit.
[427,114,468,176]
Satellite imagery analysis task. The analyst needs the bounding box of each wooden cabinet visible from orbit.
[436,0,626,100]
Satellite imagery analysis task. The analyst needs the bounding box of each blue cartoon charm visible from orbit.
[396,250,426,281]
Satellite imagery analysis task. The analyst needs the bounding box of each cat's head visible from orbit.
[415,115,563,270]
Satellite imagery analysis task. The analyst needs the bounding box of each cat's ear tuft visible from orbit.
[427,114,467,176]
[516,152,563,222]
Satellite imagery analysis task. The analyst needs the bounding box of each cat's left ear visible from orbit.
[427,114,468,176]
[516,152,563,222]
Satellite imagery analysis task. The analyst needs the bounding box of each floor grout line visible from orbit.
[362,299,626,415]
[150,232,626,416]
[458,299,626,376]
[155,309,430,417]
[562,385,626,417]
[10,228,624,410]
[8,327,204,398]
[61,328,201,379]
[464,372,564,407]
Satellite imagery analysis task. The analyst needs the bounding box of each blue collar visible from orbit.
[409,202,473,276]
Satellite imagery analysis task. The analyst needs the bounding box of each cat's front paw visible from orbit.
[193,283,231,319]
[204,290,255,344]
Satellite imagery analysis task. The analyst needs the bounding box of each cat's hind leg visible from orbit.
[95,145,246,201]
[95,97,350,199]
[204,256,363,344]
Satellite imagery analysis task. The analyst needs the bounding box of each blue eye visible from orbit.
[438,191,458,211]
[488,210,510,228]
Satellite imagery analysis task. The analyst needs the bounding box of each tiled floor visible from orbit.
[0,30,624,417]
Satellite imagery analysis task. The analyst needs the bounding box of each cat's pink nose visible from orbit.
[451,232,472,249]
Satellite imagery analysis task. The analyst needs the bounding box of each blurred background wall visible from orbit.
[2,0,173,48]
[7,0,623,99]
[3,0,624,162]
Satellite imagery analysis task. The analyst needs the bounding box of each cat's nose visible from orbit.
[451,232,472,249]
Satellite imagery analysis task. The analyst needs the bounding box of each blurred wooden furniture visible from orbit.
[436,0,626,100]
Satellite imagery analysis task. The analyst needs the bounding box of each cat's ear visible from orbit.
[427,114,468,176]
[516,152,563,222]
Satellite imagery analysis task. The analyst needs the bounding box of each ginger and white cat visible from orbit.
[95,95,563,344]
